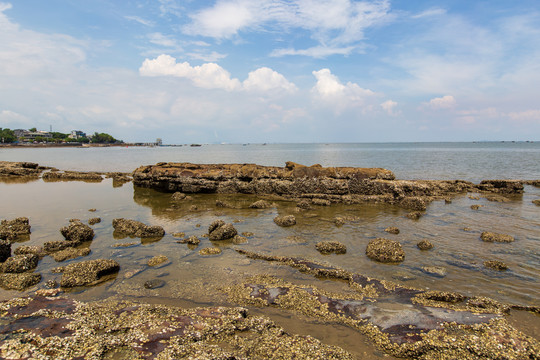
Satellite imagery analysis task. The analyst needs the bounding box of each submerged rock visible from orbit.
[249,199,272,209]
[144,279,165,289]
[171,191,187,201]
[199,247,222,256]
[43,240,80,253]
[112,218,165,238]
[421,266,447,278]
[51,248,91,262]
[273,215,296,227]
[177,235,200,245]
[532,199,540,206]
[0,273,41,290]
[484,260,508,271]
[60,221,94,243]
[366,238,405,263]
[384,226,400,234]
[405,211,423,220]
[1,254,39,273]
[147,255,168,267]
[88,217,101,225]
[208,220,237,241]
[315,241,347,255]
[0,161,42,177]
[56,259,120,287]
[0,217,31,241]
[215,199,234,208]
[417,239,434,250]
[470,204,483,210]
[480,231,515,243]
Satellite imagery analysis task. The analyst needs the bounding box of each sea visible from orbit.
[1,142,539,358]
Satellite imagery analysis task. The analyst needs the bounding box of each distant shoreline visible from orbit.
[0,143,146,148]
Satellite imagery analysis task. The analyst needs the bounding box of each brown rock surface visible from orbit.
[112,218,165,238]
[56,259,120,287]
[315,241,347,254]
[0,273,41,290]
[1,254,39,273]
[366,238,405,263]
[0,161,42,177]
[274,215,296,227]
[42,171,103,182]
[60,221,94,243]
[0,217,31,242]
[480,231,515,243]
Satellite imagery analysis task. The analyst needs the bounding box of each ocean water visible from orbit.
[1,141,540,182]
[1,142,539,357]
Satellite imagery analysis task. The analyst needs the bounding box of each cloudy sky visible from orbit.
[1,0,539,143]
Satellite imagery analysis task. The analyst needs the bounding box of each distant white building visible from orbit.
[14,129,52,141]
[156,138,162,146]
[69,130,86,139]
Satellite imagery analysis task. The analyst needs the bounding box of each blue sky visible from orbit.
[1,0,539,143]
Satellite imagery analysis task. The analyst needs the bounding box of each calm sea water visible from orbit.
[2,142,539,182]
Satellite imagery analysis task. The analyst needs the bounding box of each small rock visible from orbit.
[69,218,80,223]
[58,259,120,287]
[273,215,296,227]
[1,254,39,273]
[471,204,483,210]
[365,238,405,263]
[36,288,61,297]
[88,217,101,225]
[45,280,59,288]
[60,221,94,243]
[417,239,434,250]
[421,266,447,278]
[249,200,272,209]
[0,273,41,291]
[444,198,452,204]
[296,200,311,209]
[469,195,480,200]
[171,192,186,201]
[315,241,347,255]
[241,232,254,237]
[216,200,234,208]
[484,260,508,271]
[172,232,186,238]
[88,208,97,212]
[532,199,540,206]
[484,194,510,202]
[199,247,222,256]
[177,236,200,245]
[334,217,345,226]
[312,198,331,206]
[0,217,31,241]
[189,205,199,211]
[406,211,423,220]
[384,227,400,235]
[463,227,472,232]
[112,218,165,238]
[144,279,165,289]
[208,221,237,241]
[480,231,515,243]
[147,255,168,267]
[52,248,91,262]
[232,235,248,244]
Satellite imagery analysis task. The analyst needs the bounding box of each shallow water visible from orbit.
[0,175,538,357]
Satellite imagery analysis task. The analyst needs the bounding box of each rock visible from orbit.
[334,217,345,226]
[532,199,540,206]
[0,161,42,177]
[35,288,61,297]
[69,218,80,223]
[312,198,331,206]
[199,247,222,256]
[365,238,405,263]
[189,205,198,211]
[147,255,168,267]
[0,240,11,262]
[249,200,272,209]
[315,241,346,254]
[43,240,80,253]
[241,232,254,237]
[113,242,138,248]
[296,199,312,209]
[478,180,524,194]
[384,227,400,234]
[42,171,103,182]
[417,239,434,250]
[0,217,31,241]
[215,200,234,208]
[88,217,101,225]
[469,195,480,200]
[406,211,423,220]
[471,204,483,210]
[177,235,200,245]
[399,197,427,211]
[484,260,508,271]
[112,218,165,238]
[51,248,91,262]
[421,266,447,277]
[144,279,165,289]
[45,280,58,288]
[208,221,237,241]
[88,208,97,212]
[444,197,452,204]
[232,235,248,244]
[480,231,515,243]
[1,254,39,273]
[0,273,41,290]
[484,194,510,202]
[171,192,187,201]
[273,215,296,227]
[57,259,120,287]
[172,232,186,238]
[60,221,94,243]
[14,245,45,258]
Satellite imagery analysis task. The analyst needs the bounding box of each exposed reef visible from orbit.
[230,250,539,359]
[132,162,525,210]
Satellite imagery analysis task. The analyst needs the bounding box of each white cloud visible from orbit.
[147,33,178,48]
[381,100,398,115]
[0,109,30,127]
[507,109,540,123]
[139,54,242,91]
[311,68,376,111]
[411,8,446,19]
[140,54,296,94]
[187,51,227,62]
[0,2,12,12]
[125,15,154,27]
[243,67,297,93]
[183,0,392,57]
[426,95,456,110]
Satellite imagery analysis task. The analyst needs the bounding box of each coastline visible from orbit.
[0,160,539,359]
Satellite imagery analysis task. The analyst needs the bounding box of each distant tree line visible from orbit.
[0,128,122,144]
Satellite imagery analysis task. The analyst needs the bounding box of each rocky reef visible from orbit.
[132,162,525,210]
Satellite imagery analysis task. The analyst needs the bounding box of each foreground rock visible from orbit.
[274,215,296,227]
[0,297,353,359]
[232,250,540,360]
[60,220,94,243]
[208,220,237,241]
[0,273,41,290]
[54,259,120,287]
[0,217,31,242]
[112,218,165,238]
[315,241,347,254]
[1,254,39,273]
[365,238,405,263]
[133,162,525,210]
[0,161,43,177]
[480,231,515,243]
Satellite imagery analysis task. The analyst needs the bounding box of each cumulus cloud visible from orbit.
[507,109,540,123]
[312,68,375,103]
[426,95,456,109]
[183,0,392,57]
[381,100,398,115]
[140,54,296,93]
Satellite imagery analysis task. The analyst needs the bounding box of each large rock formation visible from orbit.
[132,162,524,210]
[0,161,43,177]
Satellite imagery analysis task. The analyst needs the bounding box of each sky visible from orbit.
[0,0,539,144]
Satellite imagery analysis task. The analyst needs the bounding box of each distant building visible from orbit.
[69,130,86,139]
[14,129,52,141]
[156,138,162,146]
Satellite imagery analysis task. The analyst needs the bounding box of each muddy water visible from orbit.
[0,177,539,357]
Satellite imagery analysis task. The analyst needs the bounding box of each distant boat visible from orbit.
[190,144,202,147]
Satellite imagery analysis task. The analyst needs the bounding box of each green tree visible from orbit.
[29,127,37,132]
[0,128,16,143]
[91,132,118,144]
